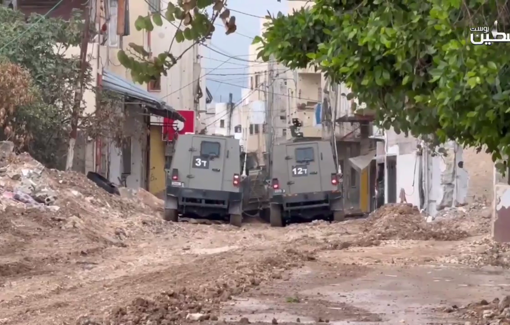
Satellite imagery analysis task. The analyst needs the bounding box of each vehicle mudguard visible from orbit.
[228,200,242,215]
[165,195,178,210]
[330,195,343,211]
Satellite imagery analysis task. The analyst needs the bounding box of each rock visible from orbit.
[500,296,510,311]
[33,188,57,205]
[239,317,250,324]
[272,318,278,324]
[483,310,494,319]
[502,307,510,318]
[186,313,208,321]
[0,141,14,160]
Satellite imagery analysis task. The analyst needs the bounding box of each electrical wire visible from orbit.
[0,0,65,53]
[203,44,264,63]
[207,78,321,103]
[228,8,266,19]
[202,69,291,130]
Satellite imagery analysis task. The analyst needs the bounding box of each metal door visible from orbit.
[187,136,227,191]
[286,143,322,193]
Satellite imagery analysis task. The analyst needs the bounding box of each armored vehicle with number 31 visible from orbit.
[164,134,243,226]
[265,140,344,227]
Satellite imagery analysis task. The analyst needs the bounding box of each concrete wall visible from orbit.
[107,105,147,189]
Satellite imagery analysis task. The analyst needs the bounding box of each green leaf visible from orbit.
[487,61,497,70]
[467,111,477,117]
[402,75,410,85]
[197,0,214,9]
[252,36,263,45]
[467,77,478,89]
[144,16,154,31]
[175,29,185,42]
[183,28,192,40]
[134,15,146,31]
[152,13,163,27]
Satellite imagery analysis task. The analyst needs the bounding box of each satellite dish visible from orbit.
[172,120,184,132]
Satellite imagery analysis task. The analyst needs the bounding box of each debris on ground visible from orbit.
[355,204,469,246]
[443,296,510,324]
[438,236,510,268]
[102,249,311,325]
[433,202,491,236]
[0,141,168,271]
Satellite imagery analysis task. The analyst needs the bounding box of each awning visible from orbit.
[101,70,185,122]
[349,150,376,171]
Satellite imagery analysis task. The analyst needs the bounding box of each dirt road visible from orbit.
[1,147,509,325]
[1,202,509,325]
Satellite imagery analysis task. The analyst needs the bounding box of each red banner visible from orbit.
[163,110,195,141]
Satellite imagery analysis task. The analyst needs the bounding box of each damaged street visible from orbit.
[0,145,508,325]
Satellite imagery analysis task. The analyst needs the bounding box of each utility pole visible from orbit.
[265,56,275,168]
[66,1,92,170]
[227,92,233,136]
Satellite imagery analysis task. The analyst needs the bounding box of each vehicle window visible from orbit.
[200,141,220,158]
[295,147,314,163]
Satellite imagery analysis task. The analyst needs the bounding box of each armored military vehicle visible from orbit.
[265,139,344,227]
[164,134,243,226]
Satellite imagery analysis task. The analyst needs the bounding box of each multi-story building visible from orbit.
[12,0,200,197]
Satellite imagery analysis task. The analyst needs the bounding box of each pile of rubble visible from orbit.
[0,141,167,253]
[433,202,491,236]
[80,248,312,325]
[356,204,469,246]
[438,236,510,268]
[444,296,510,324]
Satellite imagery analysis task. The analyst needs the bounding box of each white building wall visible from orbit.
[150,0,202,125]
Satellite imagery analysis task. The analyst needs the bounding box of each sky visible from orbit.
[205,0,287,104]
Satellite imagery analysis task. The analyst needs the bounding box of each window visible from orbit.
[148,77,161,91]
[121,137,131,174]
[295,147,314,163]
[255,74,260,88]
[234,125,242,133]
[282,128,287,137]
[254,124,260,134]
[249,124,254,135]
[108,0,119,47]
[220,119,225,128]
[200,141,220,158]
[280,116,286,121]
[148,0,160,12]
[350,167,357,187]
[250,76,254,90]
[262,124,267,133]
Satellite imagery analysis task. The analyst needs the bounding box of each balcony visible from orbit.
[296,100,319,110]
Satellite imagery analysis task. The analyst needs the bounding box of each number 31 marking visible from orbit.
[195,158,207,167]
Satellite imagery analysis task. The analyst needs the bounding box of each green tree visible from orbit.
[0,8,127,169]
[257,0,510,168]
[0,7,91,167]
[117,0,237,83]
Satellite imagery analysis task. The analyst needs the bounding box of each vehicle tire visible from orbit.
[229,214,242,227]
[269,204,283,227]
[164,209,178,222]
[333,210,345,222]
[86,171,120,195]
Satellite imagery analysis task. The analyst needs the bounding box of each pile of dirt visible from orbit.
[438,236,510,268]
[443,296,510,324]
[356,204,469,246]
[0,141,169,277]
[433,202,491,236]
[84,248,314,325]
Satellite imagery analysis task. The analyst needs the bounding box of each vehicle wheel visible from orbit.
[333,211,345,222]
[163,209,178,222]
[269,204,283,227]
[229,214,242,227]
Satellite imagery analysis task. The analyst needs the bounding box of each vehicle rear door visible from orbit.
[286,143,322,193]
[188,136,227,191]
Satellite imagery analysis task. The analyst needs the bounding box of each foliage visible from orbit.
[118,0,237,83]
[257,0,510,166]
[0,58,37,146]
